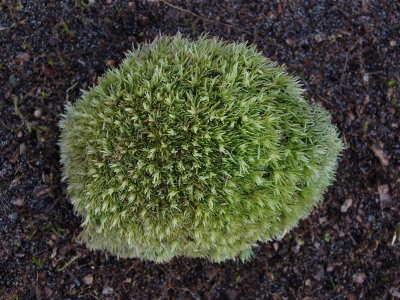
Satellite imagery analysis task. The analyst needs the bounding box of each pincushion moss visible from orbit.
[59,35,342,262]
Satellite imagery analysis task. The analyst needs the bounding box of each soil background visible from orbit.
[0,0,399,299]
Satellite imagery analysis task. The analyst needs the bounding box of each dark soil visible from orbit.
[1,0,399,299]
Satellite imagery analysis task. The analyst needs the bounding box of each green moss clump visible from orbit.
[59,35,342,262]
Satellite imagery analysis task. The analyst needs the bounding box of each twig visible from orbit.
[66,82,79,102]
[57,254,81,271]
[0,119,23,132]
[340,40,359,82]
[336,7,357,26]
[13,96,32,132]
[44,197,60,214]
[162,1,278,47]
[179,288,201,300]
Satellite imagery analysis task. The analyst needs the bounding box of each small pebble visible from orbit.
[106,60,116,67]
[340,198,353,213]
[390,40,397,47]
[102,286,113,296]
[273,242,279,251]
[305,279,312,287]
[285,38,296,46]
[82,274,93,285]
[19,143,27,155]
[34,108,42,118]
[363,73,369,83]
[314,34,324,43]
[352,272,366,284]
[12,198,25,207]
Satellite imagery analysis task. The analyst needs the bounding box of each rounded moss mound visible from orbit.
[59,35,342,262]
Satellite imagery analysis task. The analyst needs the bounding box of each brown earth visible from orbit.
[0,0,399,299]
